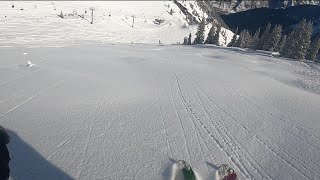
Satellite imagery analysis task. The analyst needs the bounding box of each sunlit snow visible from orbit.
[0,1,320,180]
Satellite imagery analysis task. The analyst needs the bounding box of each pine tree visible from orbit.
[273,25,283,51]
[282,31,295,58]
[293,19,313,60]
[194,17,205,44]
[205,24,216,44]
[277,34,287,53]
[212,24,221,46]
[299,20,313,60]
[59,11,64,18]
[250,27,260,49]
[234,29,247,48]
[227,28,238,47]
[246,30,253,48]
[221,30,228,46]
[233,30,243,47]
[235,29,252,48]
[282,19,313,60]
[188,33,192,45]
[263,25,283,51]
[237,30,246,48]
[233,33,241,47]
[183,37,188,45]
[257,22,271,50]
[307,37,320,62]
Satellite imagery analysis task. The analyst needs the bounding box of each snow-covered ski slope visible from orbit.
[0,1,189,47]
[1,43,320,180]
[0,1,233,48]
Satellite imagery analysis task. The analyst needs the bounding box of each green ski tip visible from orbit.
[176,160,196,180]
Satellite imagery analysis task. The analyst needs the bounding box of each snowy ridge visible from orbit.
[174,1,234,46]
[208,0,320,13]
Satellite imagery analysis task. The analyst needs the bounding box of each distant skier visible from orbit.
[0,126,10,180]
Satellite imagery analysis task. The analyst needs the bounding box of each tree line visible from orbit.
[183,17,223,46]
[183,18,320,62]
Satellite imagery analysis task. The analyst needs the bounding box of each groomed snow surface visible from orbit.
[1,44,320,180]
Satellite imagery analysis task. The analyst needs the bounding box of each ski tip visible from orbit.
[172,160,197,180]
[216,164,237,180]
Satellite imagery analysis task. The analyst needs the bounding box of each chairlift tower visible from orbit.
[131,15,135,28]
[90,7,95,24]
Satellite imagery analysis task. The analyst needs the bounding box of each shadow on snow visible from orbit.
[6,129,73,180]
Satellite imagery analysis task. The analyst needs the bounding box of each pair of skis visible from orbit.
[173,160,237,180]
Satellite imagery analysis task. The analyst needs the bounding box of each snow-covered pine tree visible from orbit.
[193,17,205,44]
[282,31,295,58]
[263,25,283,51]
[188,33,192,45]
[306,37,320,62]
[236,29,252,48]
[250,27,260,49]
[281,19,313,60]
[293,19,313,60]
[257,22,271,50]
[212,24,221,46]
[273,25,284,51]
[227,28,238,47]
[300,20,313,60]
[277,34,287,53]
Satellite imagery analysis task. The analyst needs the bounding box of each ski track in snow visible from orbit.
[187,78,258,179]
[173,69,261,179]
[188,77,307,179]
[200,82,311,179]
[173,72,211,176]
[0,80,65,120]
[208,73,320,176]
[0,68,42,87]
[1,44,320,180]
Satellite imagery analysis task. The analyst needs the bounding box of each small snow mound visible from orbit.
[26,61,36,67]
[271,52,280,57]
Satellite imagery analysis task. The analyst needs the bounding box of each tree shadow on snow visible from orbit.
[6,129,73,180]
